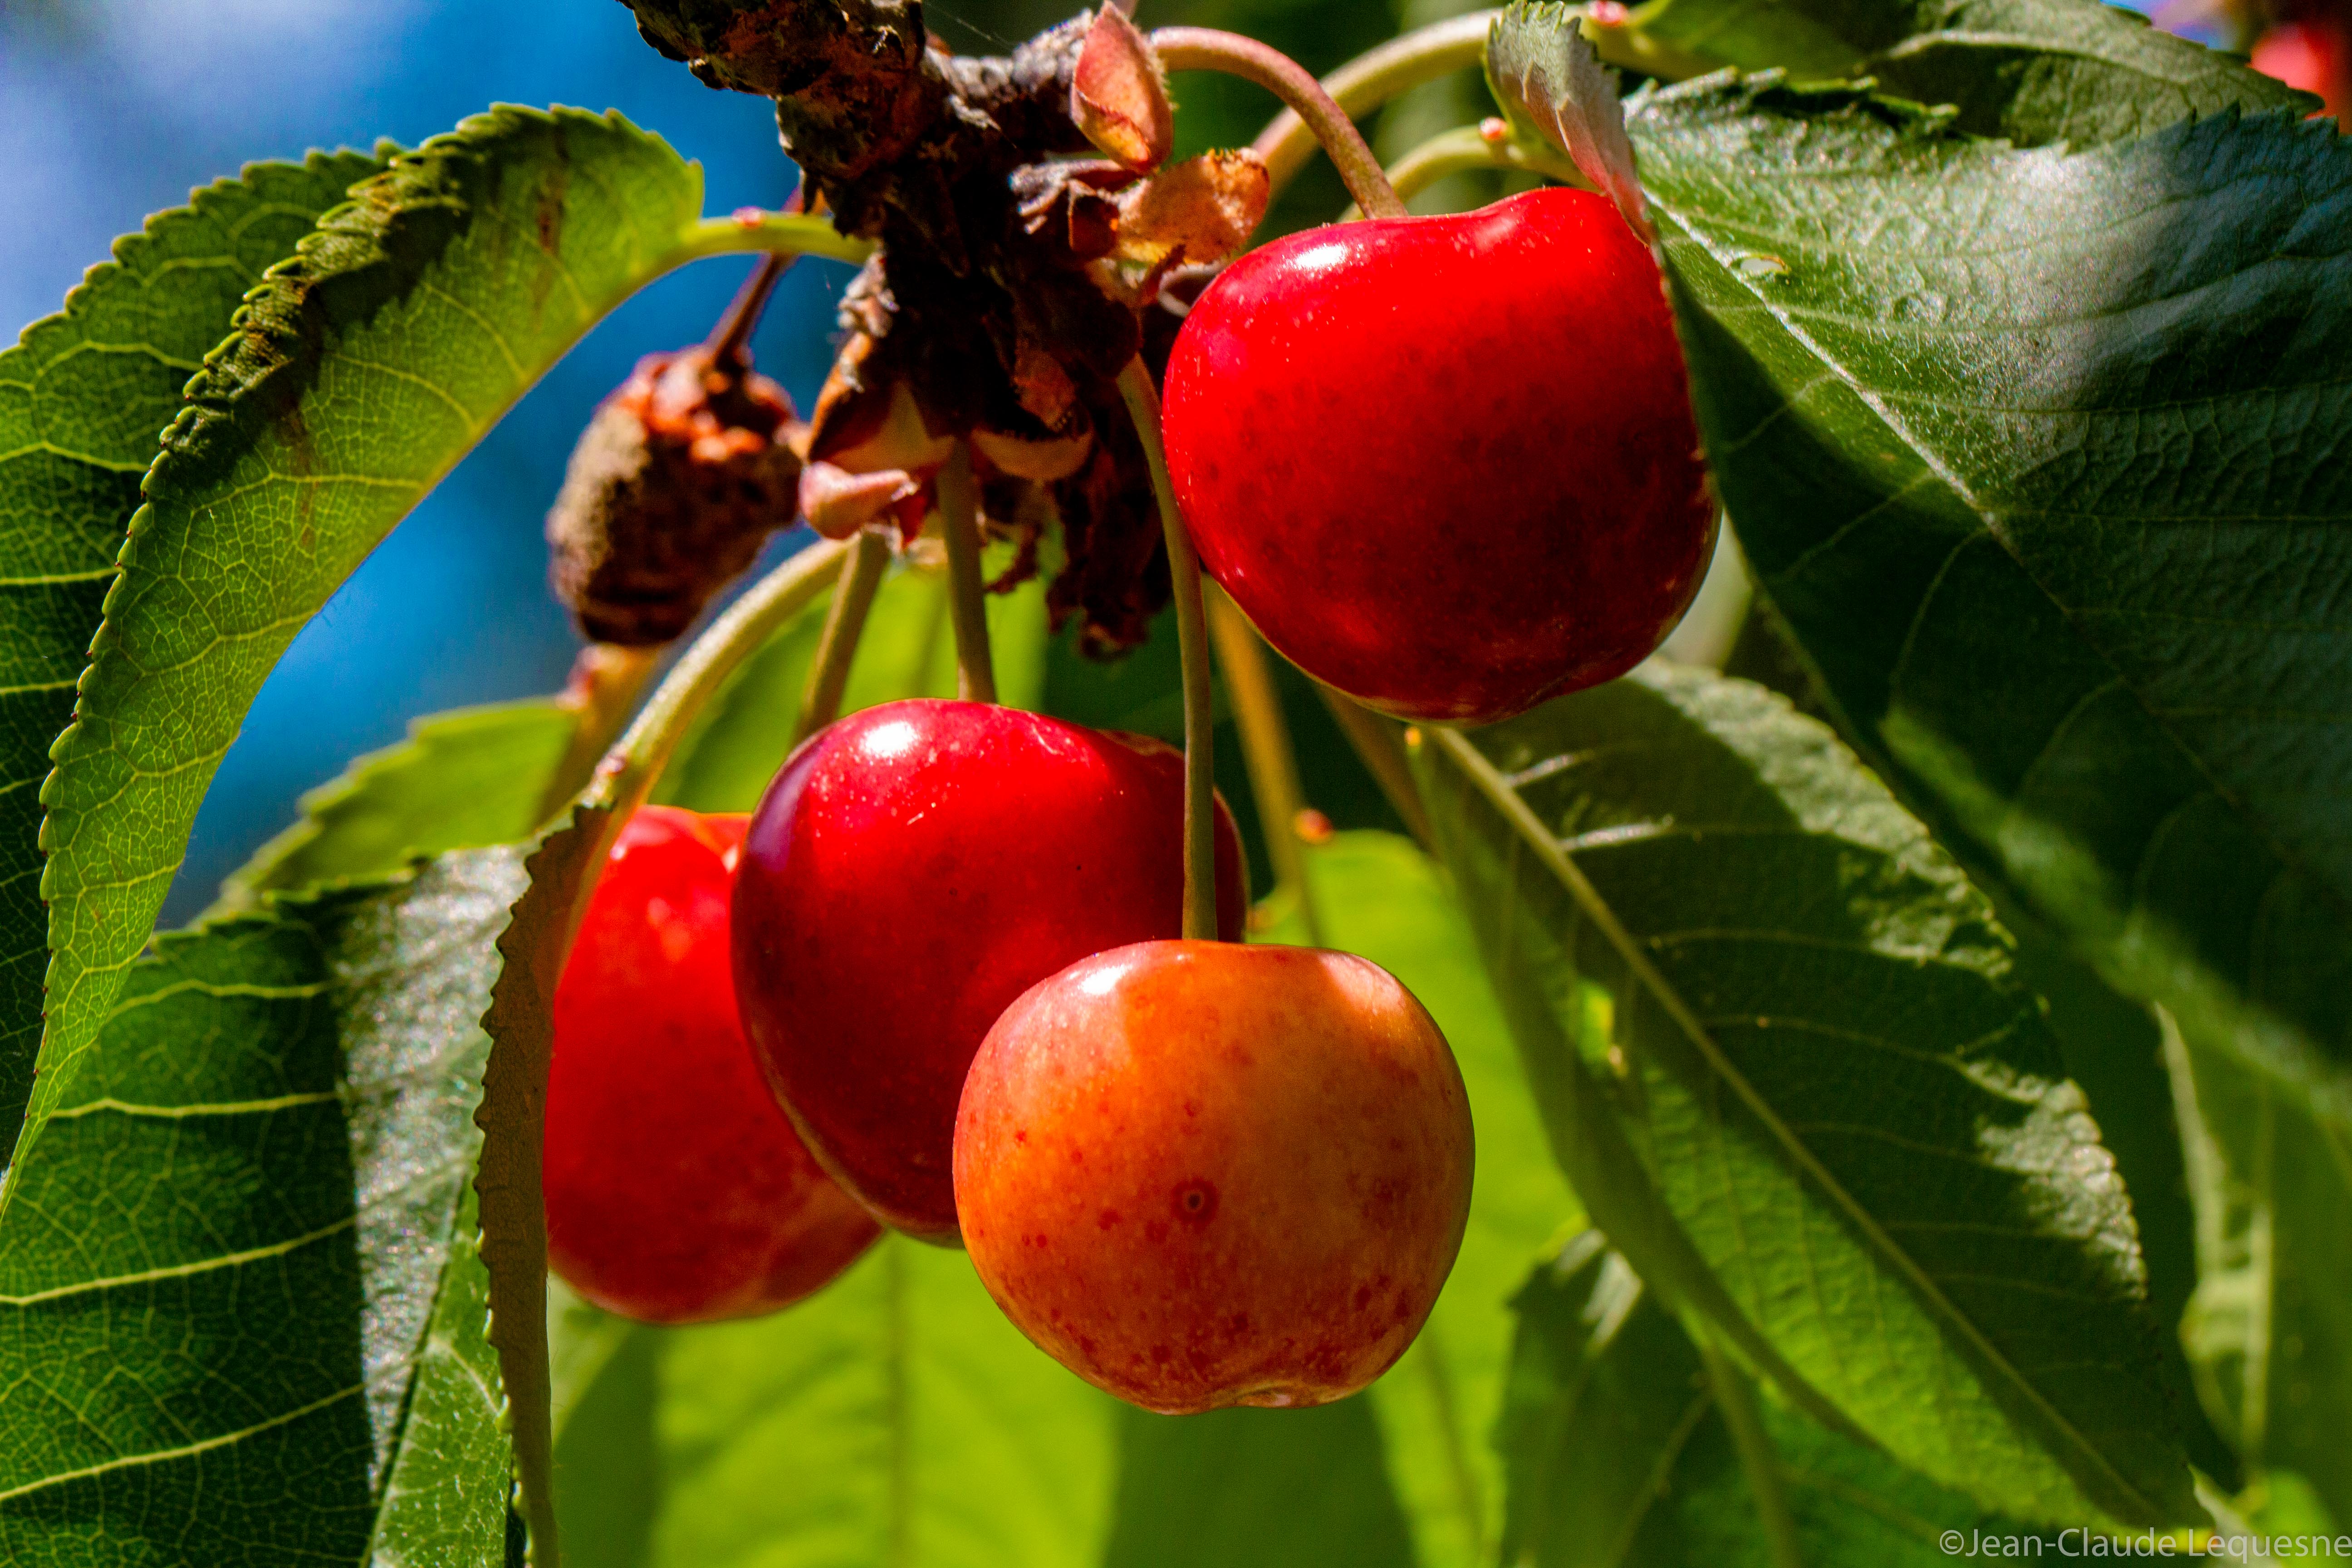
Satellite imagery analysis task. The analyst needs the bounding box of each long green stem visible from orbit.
[795,527,893,744]
[1252,10,1498,196]
[1152,27,1407,220]
[1342,122,1584,220]
[936,441,997,705]
[1248,8,1713,207]
[1206,588,1324,945]
[1320,690,1437,854]
[1117,358,1219,941]
[676,211,874,269]
[1700,1338,1805,1568]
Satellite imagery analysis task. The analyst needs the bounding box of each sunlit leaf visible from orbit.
[1622,0,2307,143]
[22,105,858,1211]
[0,851,522,1563]
[1498,1233,2067,1565]
[0,147,387,1154]
[1419,662,2193,1527]
[1635,76,2352,1174]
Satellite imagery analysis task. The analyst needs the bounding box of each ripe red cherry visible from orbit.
[731,700,1247,1244]
[954,940,1473,1412]
[545,806,879,1324]
[1162,186,1716,725]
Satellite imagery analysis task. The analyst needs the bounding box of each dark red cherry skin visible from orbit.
[730,699,1248,1245]
[545,806,879,1324]
[1162,186,1717,725]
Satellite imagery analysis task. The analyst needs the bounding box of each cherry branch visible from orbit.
[1116,357,1219,942]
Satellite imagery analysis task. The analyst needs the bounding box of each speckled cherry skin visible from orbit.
[1162,186,1716,725]
[545,806,880,1325]
[954,941,1473,1413]
[731,700,1248,1245]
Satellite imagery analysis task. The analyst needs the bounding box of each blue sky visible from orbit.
[1,0,862,925]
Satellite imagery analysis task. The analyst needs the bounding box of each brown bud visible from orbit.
[546,347,801,646]
[1071,5,1173,173]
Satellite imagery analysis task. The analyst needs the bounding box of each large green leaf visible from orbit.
[1259,833,1581,1568]
[1633,78,2352,1156]
[0,850,523,1564]
[547,1238,1118,1568]
[1498,1232,2067,1565]
[20,105,862,1212]
[1614,0,2307,142]
[1417,663,2192,1527]
[2171,1018,2352,1527]
[0,148,388,1156]
[220,697,577,911]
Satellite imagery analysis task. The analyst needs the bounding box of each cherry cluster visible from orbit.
[539,2,1714,1415]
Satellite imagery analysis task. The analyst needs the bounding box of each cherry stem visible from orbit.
[795,526,894,744]
[1206,588,1325,946]
[1340,123,1587,220]
[937,441,997,705]
[1316,690,1438,855]
[705,252,793,372]
[1250,10,1496,199]
[1152,27,1408,220]
[1116,357,1219,943]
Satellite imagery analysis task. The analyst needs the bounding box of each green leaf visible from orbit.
[2171,1017,2352,1527]
[1258,832,1581,1568]
[1485,5,1652,240]
[0,148,388,1156]
[1622,0,2307,143]
[548,1238,1119,1568]
[659,550,1049,814]
[1417,662,2193,1527]
[21,104,860,1213]
[1635,78,2352,1161]
[219,697,577,911]
[1499,1233,2068,1565]
[0,849,523,1563]
[1103,1400,1418,1568]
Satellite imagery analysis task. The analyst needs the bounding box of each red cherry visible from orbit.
[1162,186,1716,725]
[954,940,1473,1412]
[732,700,1249,1243]
[545,805,879,1324]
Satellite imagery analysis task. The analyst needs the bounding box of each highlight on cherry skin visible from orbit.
[731,699,1249,1245]
[1162,186,1718,727]
[954,940,1475,1413]
[543,805,880,1325]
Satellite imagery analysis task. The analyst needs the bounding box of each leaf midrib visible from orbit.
[1431,725,2161,1520]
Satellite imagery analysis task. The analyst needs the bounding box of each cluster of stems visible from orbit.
[514,17,1695,1556]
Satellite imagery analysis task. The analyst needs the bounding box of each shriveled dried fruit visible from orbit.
[546,343,803,646]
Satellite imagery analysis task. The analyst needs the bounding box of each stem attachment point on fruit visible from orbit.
[796,526,894,744]
[1151,27,1408,221]
[937,441,997,705]
[1116,358,1220,942]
